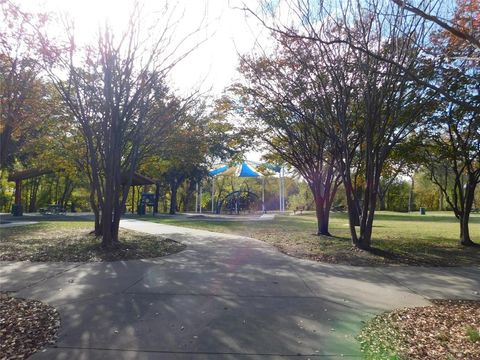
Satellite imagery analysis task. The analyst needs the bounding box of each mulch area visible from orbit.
[0,223,186,262]
[358,300,480,359]
[0,294,60,359]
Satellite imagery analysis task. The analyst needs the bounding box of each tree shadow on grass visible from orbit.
[0,222,185,262]
[374,213,480,225]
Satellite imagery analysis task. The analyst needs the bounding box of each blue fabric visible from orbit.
[263,163,281,173]
[209,165,228,176]
[238,162,260,177]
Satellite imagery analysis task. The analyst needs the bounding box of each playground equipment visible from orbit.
[216,190,260,214]
[195,161,285,213]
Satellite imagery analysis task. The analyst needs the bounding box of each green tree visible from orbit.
[0,1,51,169]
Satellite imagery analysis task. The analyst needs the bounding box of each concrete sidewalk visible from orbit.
[1,219,478,359]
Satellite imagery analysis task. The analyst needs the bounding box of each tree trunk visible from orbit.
[169,184,178,215]
[439,190,444,211]
[183,180,196,212]
[343,180,360,244]
[460,176,477,246]
[308,170,339,237]
[153,182,160,214]
[356,159,382,250]
[28,178,40,212]
[314,194,331,236]
[88,186,102,236]
[378,190,386,211]
[59,177,73,209]
[54,176,60,204]
[94,210,102,236]
[0,124,13,169]
[460,215,474,246]
[408,176,415,212]
[101,202,115,248]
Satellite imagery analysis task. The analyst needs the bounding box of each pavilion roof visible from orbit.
[122,172,156,186]
[8,168,53,181]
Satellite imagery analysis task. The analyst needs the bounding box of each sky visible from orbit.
[20,0,271,162]
[22,0,268,96]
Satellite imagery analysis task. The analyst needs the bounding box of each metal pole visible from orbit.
[278,173,282,211]
[262,177,265,213]
[195,182,199,213]
[211,177,215,213]
[131,186,135,214]
[280,168,283,211]
[199,184,203,214]
[282,168,285,211]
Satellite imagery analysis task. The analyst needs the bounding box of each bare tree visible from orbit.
[235,33,342,236]
[243,0,479,113]
[245,0,431,248]
[416,0,480,246]
[391,0,480,49]
[39,3,203,247]
[422,102,479,246]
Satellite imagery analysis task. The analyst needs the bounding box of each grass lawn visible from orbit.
[0,221,185,262]
[143,211,480,266]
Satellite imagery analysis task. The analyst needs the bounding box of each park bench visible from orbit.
[39,204,66,215]
[293,205,305,214]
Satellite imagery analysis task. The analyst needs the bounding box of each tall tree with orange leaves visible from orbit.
[420,0,479,246]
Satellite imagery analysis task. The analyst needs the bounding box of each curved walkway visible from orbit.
[0,219,478,359]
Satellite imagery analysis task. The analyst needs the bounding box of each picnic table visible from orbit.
[39,204,66,215]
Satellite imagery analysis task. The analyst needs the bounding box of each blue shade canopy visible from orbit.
[238,162,260,177]
[209,161,278,178]
[209,165,229,176]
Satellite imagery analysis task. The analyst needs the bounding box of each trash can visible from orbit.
[419,207,426,215]
[11,204,23,216]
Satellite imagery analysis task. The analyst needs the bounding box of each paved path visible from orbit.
[0,220,38,228]
[1,219,479,359]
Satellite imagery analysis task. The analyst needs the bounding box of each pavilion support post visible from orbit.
[154,182,160,215]
[131,186,135,214]
[262,177,265,213]
[211,178,215,213]
[14,180,21,205]
[195,182,199,213]
[278,173,282,212]
[12,179,23,216]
